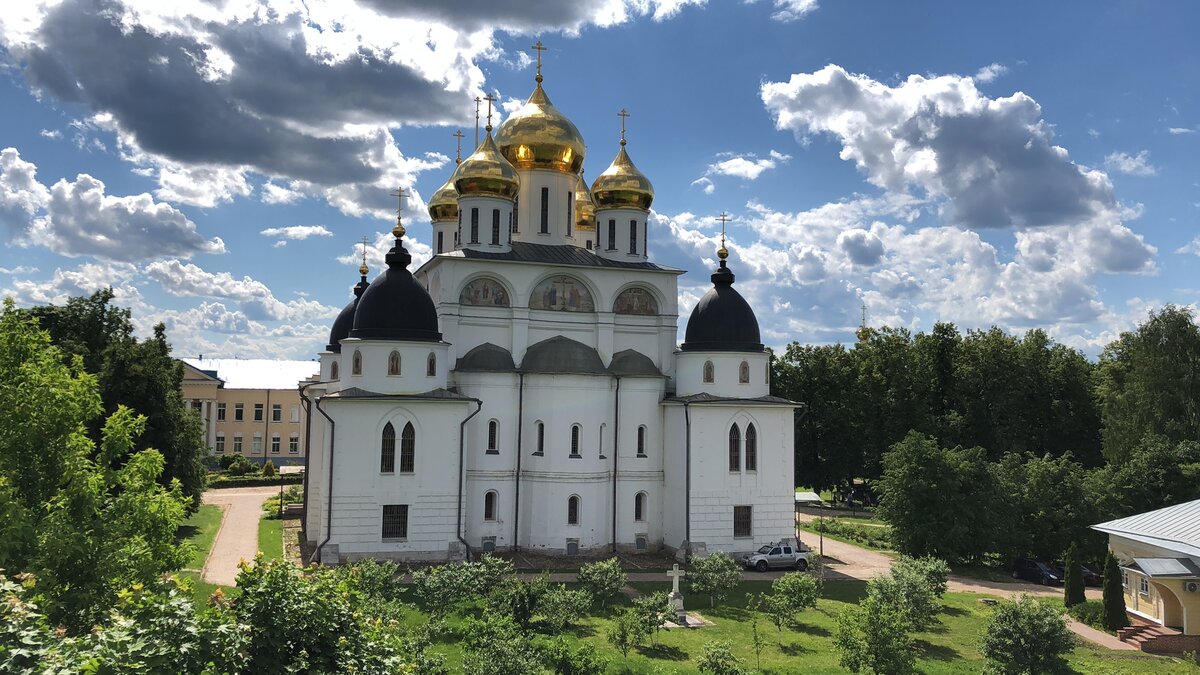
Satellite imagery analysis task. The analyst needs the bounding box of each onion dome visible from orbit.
[455,130,519,200]
[591,141,654,211]
[681,250,763,353]
[427,173,459,222]
[326,262,371,352]
[574,172,596,231]
[494,83,586,174]
[349,217,442,342]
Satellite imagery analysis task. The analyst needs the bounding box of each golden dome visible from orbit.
[495,84,586,174]
[454,132,519,200]
[574,173,596,231]
[427,171,459,222]
[591,144,654,211]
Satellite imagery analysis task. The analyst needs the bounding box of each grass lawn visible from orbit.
[258,517,284,561]
[397,579,1195,674]
[798,517,894,553]
[175,504,235,604]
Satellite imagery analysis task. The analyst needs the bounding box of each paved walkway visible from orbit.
[201,486,278,586]
[1064,616,1137,650]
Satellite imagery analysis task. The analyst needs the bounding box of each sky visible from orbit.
[1,0,1198,360]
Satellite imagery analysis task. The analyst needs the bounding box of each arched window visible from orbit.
[426,352,437,377]
[599,423,606,458]
[399,422,415,472]
[380,422,396,473]
[330,361,339,380]
[487,420,499,453]
[745,424,758,471]
[637,425,647,457]
[352,350,362,375]
[484,491,497,521]
[388,351,401,376]
[728,423,741,472]
[567,495,580,525]
[703,360,715,384]
[570,424,581,457]
[535,421,545,455]
[739,360,750,384]
[634,492,646,522]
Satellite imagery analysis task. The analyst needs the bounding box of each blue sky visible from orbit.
[1,0,1197,359]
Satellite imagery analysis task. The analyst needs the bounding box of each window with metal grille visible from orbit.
[629,219,637,254]
[540,187,549,233]
[388,351,401,376]
[400,422,415,473]
[470,208,479,243]
[745,424,757,471]
[570,424,581,456]
[382,504,408,539]
[607,219,616,250]
[728,424,741,471]
[637,425,647,456]
[734,505,752,538]
[487,420,498,453]
[380,422,395,472]
[567,495,580,525]
[484,491,497,520]
[491,209,500,244]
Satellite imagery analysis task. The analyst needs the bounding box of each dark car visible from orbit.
[1012,558,1064,585]
[1053,560,1103,587]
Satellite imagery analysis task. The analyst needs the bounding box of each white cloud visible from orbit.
[143,259,338,322]
[1168,127,1196,135]
[974,63,1008,83]
[1104,150,1158,176]
[707,153,788,180]
[260,225,333,247]
[261,181,304,205]
[691,176,715,194]
[38,129,61,140]
[0,266,38,275]
[0,148,50,237]
[1175,237,1200,256]
[750,0,819,22]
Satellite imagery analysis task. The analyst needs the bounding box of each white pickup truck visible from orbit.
[740,540,811,572]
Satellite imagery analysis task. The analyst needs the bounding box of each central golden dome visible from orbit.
[591,143,654,211]
[455,131,519,200]
[495,84,586,174]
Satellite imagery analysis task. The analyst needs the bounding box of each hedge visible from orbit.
[208,474,303,489]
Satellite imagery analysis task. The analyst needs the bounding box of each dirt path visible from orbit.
[201,486,278,586]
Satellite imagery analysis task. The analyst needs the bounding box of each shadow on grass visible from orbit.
[941,605,968,617]
[637,644,688,661]
[175,525,201,541]
[913,639,960,662]
[822,579,869,604]
[779,640,814,656]
[788,620,830,637]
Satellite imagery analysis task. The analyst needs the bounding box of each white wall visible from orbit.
[675,351,770,398]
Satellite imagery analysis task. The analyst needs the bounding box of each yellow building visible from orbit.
[1093,499,1200,652]
[180,358,319,466]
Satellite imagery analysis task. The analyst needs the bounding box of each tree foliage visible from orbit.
[1063,542,1086,607]
[606,608,647,666]
[980,595,1074,675]
[865,556,947,632]
[685,551,743,608]
[1102,552,1129,631]
[576,557,627,609]
[834,594,915,675]
[696,640,747,675]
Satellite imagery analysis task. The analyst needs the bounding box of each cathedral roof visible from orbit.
[681,260,763,353]
[495,83,586,175]
[456,343,517,372]
[608,349,662,377]
[324,387,473,401]
[591,144,654,211]
[326,270,370,352]
[664,393,799,406]
[350,226,442,342]
[520,336,607,375]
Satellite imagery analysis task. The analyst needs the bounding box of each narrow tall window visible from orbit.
[388,351,400,375]
[491,209,501,244]
[289,435,299,453]
[330,361,339,380]
[400,422,415,473]
[235,403,244,421]
[703,360,715,384]
[540,187,549,233]
[381,422,396,473]
[728,424,741,472]
[487,420,498,453]
[567,495,580,525]
[570,424,581,457]
[217,402,226,421]
[484,491,497,520]
[635,492,646,521]
[291,405,300,423]
[598,423,606,459]
[382,504,408,539]
[629,219,637,254]
[513,197,519,232]
[437,231,444,253]
[271,434,280,453]
[567,192,573,236]
[607,219,616,250]
[470,208,479,243]
[535,421,545,454]
[272,403,282,422]
[637,425,647,457]
[745,424,758,471]
[426,352,436,377]
[733,505,752,538]
[739,360,750,384]
[254,404,264,422]
[216,434,225,453]
[252,434,262,454]
[234,434,243,453]
[352,350,362,375]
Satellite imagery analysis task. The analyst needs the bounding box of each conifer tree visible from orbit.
[1063,542,1086,607]
[1102,552,1129,631]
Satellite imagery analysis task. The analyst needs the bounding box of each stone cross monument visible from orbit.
[666,563,687,625]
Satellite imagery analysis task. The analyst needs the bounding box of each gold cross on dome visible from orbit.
[716,211,731,260]
[453,129,464,164]
[532,40,546,81]
[474,96,482,146]
[483,93,496,131]
[618,108,629,146]
[358,236,371,274]
[389,187,407,215]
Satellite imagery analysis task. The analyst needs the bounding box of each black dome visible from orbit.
[456,343,516,372]
[681,263,763,353]
[520,336,606,375]
[349,236,442,342]
[326,276,369,352]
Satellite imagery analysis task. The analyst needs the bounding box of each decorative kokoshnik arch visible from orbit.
[528,274,595,312]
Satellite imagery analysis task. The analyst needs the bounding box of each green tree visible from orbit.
[577,557,627,609]
[866,561,941,632]
[1102,552,1129,631]
[853,326,930,479]
[834,595,915,675]
[1063,542,1086,607]
[461,615,544,675]
[542,636,606,675]
[1087,435,1200,524]
[980,595,1074,675]
[539,584,593,633]
[685,551,743,608]
[773,342,861,491]
[696,640,746,675]
[487,574,549,631]
[996,453,1096,561]
[631,590,670,645]
[607,608,647,668]
[761,572,820,632]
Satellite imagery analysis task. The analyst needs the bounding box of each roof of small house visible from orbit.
[1092,498,1200,559]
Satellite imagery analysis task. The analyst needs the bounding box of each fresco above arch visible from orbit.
[613,287,658,315]
[459,277,510,307]
[529,275,594,312]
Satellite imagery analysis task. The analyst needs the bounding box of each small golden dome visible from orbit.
[427,172,459,223]
[454,132,519,200]
[591,144,654,211]
[574,173,596,231]
[495,84,586,174]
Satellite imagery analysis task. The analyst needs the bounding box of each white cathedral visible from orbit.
[302,56,798,564]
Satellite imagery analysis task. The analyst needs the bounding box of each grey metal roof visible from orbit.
[664,393,799,406]
[324,387,474,401]
[608,349,663,377]
[456,343,517,372]
[1130,557,1200,578]
[520,336,607,375]
[450,242,672,271]
[1092,498,1200,557]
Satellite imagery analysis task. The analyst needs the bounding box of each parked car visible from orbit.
[741,541,810,572]
[1052,560,1103,587]
[1012,558,1064,585]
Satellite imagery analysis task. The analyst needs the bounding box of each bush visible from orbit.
[812,518,893,550]
[980,595,1074,675]
[461,615,543,675]
[697,640,746,675]
[542,636,606,675]
[891,555,950,598]
[539,584,593,633]
[217,454,239,470]
[487,574,549,631]
[577,557,627,609]
[222,454,257,476]
[686,551,743,608]
[262,460,276,477]
[1067,600,1106,631]
[631,590,671,645]
[762,572,820,632]
[866,558,943,631]
[607,608,647,667]
[835,595,915,674]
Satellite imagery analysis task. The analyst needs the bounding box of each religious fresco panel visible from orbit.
[613,287,658,315]
[459,277,511,307]
[529,275,595,312]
